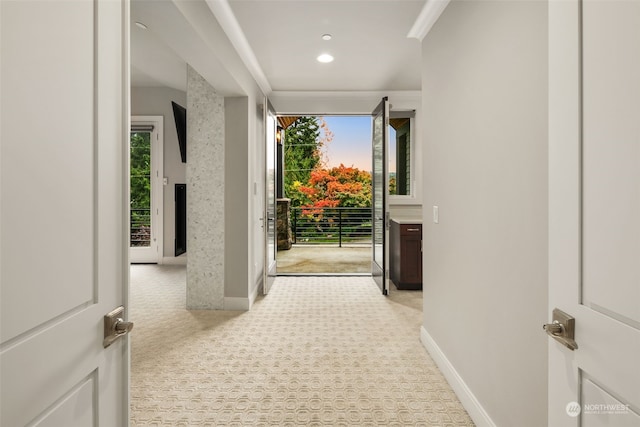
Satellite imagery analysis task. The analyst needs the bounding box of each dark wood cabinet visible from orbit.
[390,221,422,290]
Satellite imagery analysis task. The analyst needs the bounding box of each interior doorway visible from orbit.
[130,116,163,264]
[275,115,373,275]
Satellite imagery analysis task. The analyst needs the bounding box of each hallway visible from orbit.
[130,265,473,426]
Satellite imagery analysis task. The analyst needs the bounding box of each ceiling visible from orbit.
[131,0,426,94]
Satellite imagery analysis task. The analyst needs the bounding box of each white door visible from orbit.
[548,1,640,425]
[371,97,390,294]
[130,117,163,264]
[1,1,130,426]
[263,100,277,294]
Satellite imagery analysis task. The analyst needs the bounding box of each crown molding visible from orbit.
[205,0,272,95]
[407,0,451,41]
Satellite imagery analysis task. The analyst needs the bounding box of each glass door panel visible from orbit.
[264,100,278,294]
[371,97,389,294]
[130,130,156,263]
[129,118,162,264]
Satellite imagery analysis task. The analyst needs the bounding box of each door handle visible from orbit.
[103,306,134,348]
[543,308,578,350]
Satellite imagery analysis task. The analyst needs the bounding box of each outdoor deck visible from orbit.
[277,244,371,274]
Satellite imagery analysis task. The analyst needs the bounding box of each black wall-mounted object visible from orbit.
[175,184,187,256]
[171,101,187,163]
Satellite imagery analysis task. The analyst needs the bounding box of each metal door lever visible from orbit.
[544,308,578,350]
[103,306,134,348]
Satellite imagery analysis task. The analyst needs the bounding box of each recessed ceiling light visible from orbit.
[135,22,148,30]
[317,53,334,63]
[321,34,332,41]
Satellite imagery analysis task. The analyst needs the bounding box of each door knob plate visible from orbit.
[103,306,134,348]
[544,308,578,350]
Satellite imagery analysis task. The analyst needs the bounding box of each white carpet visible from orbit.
[130,265,474,426]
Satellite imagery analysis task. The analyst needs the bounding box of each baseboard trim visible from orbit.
[420,326,496,427]
[249,276,262,309]
[223,277,262,311]
[224,296,250,311]
[162,256,187,265]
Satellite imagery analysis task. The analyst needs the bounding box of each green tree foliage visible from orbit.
[389,174,397,195]
[284,117,332,206]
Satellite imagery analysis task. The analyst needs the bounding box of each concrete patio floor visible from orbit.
[276,244,371,274]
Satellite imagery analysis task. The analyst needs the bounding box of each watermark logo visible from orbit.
[583,403,630,415]
[566,401,630,417]
[566,401,581,417]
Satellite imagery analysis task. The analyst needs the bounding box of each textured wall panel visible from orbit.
[186,65,225,309]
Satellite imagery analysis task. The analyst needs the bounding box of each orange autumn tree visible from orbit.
[284,117,334,207]
[294,164,372,214]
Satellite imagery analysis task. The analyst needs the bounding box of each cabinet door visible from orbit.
[401,234,423,284]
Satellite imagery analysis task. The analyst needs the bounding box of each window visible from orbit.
[389,112,414,197]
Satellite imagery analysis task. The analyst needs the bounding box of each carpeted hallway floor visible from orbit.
[130,265,474,426]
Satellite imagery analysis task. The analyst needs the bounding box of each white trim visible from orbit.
[407,0,451,41]
[162,256,187,265]
[271,90,421,98]
[269,91,421,116]
[389,115,422,204]
[224,296,250,311]
[122,1,131,424]
[249,275,262,309]
[204,0,272,95]
[420,326,496,427]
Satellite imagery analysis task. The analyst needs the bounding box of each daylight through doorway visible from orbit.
[276,115,373,274]
[130,117,163,264]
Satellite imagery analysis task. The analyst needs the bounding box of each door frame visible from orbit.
[263,100,278,294]
[371,97,390,294]
[130,116,163,264]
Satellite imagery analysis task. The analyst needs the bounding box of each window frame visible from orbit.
[389,111,421,205]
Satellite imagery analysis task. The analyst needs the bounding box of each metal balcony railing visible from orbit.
[291,206,372,247]
[130,208,151,247]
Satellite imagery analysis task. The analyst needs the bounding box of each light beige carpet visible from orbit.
[130,265,474,426]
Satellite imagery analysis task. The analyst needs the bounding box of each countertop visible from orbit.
[390,218,423,225]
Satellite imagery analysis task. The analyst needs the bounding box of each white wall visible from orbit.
[252,100,265,296]
[421,1,548,426]
[224,95,264,309]
[131,86,187,261]
[224,97,250,301]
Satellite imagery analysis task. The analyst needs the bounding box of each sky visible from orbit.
[319,116,371,172]
[319,116,396,173]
